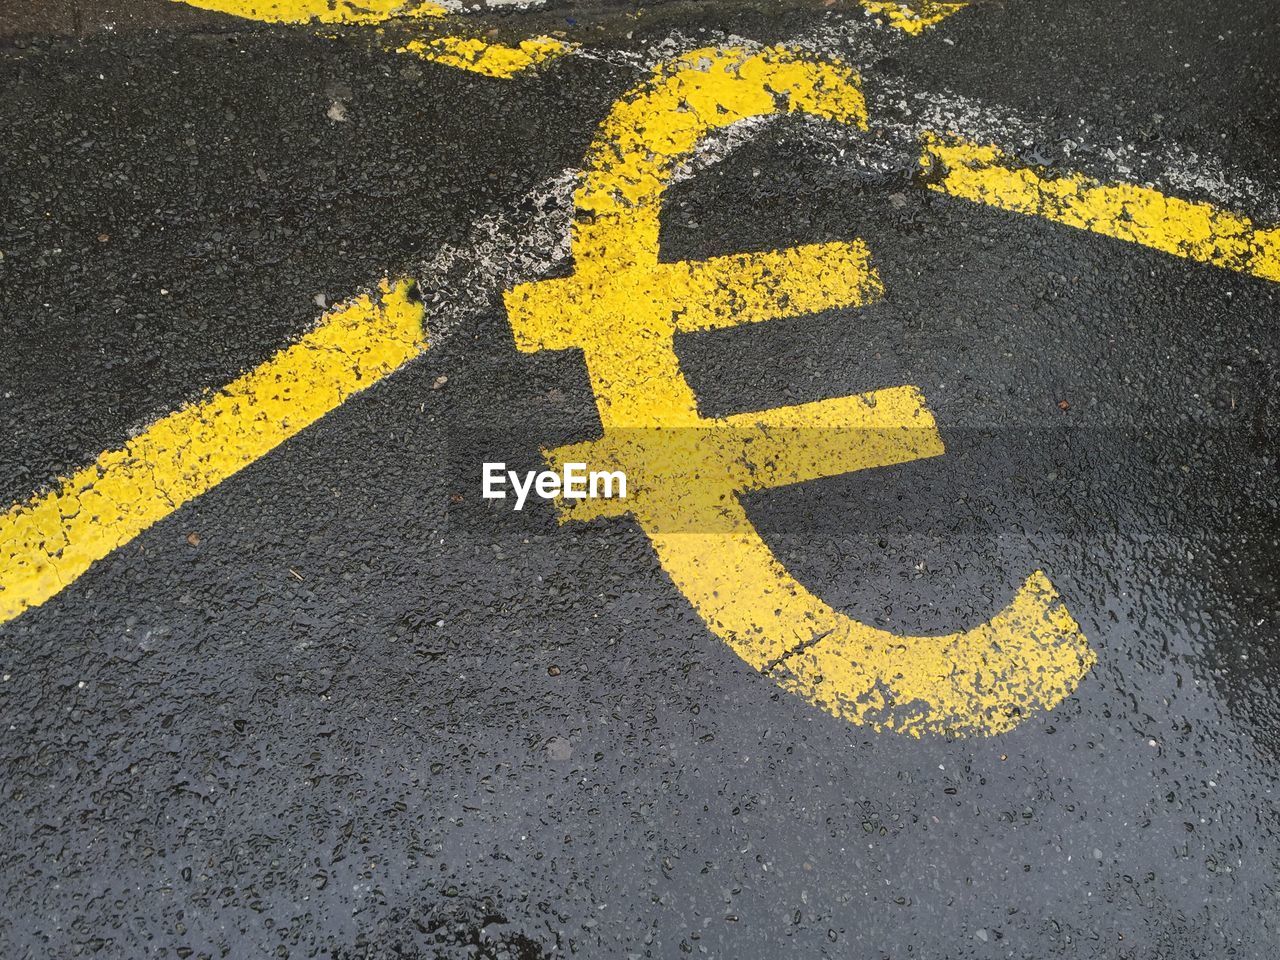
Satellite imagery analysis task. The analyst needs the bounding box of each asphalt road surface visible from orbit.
[1,1,1278,958]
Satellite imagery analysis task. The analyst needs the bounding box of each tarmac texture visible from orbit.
[1,1,1277,957]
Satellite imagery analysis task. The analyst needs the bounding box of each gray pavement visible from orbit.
[1,1,1277,957]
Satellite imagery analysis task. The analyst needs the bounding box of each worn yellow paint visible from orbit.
[922,134,1280,283]
[861,1,968,34]
[399,35,576,79]
[505,46,1095,737]
[171,0,573,79]
[0,280,426,626]
[174,0,446,25]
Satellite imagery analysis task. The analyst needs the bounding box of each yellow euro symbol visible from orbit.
[504,46,1096,737]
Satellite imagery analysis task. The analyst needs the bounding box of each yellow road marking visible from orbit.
[0,280,426,626]
[861,1,968,34]
[922,134,1280,283]
[7,30,1270,734]
[171,0,574,79]
[174,0,447,25]
[399,36,577,79]
[504,46,1095,738]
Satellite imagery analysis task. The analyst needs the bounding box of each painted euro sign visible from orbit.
[503,46,1096,737]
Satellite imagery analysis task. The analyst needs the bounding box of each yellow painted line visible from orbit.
[399,36,577,80]
[536,387,943,527]
[861,1,968,35]
[0,280,426,626]
[504,46,1095,737]
[922,133,1280,283]
[507,240,883,350]
[171,0,575,79]
[173,0,447,25]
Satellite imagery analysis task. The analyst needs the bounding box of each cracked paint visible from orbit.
[860,1,969,35]
[172,0,448,24]
[922,133,1280,283]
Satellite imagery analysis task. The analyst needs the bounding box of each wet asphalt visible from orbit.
[1,0,1278,957]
